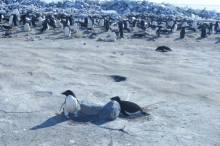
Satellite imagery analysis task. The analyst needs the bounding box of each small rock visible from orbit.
[98,101,120,121]
[80,100,104,115]
[83,43,86,45]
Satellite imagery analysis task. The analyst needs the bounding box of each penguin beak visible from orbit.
[61,92,66,95]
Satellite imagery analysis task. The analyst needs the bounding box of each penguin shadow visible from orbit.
[196,37,204,41]
[29,111,109,130]
[174,38,182,41]
[147,36,159,41]
[118,113,150,121]
[215,39,220,44]
[30,113,67,130]
[48,31,61,36]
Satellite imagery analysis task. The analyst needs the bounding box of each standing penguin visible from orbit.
[61,90,80,119]
[40,21,49,32]
[201,26,207,38]
[38,16,43,26]
[9,14,13,25]
[99,19,104,27]
[180,27,185,38]
[171,21,177,33]
[104,19,109,32]
[208,23,213,34]
[118,21,124,38]
[192,20,198,30]
[73,22,78,33]
[60,20,64,31]
[24,22,31,32]
[12,14,17,26]
[88,17,93,28]
[123,20,130,32]
[156,27,161,37]
[110,30,117,42]
[215,21,219,31]
[64,25,71,37]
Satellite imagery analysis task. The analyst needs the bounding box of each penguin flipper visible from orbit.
[60,102,65,111]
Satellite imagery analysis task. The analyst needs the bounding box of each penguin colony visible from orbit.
[1,7,220,39]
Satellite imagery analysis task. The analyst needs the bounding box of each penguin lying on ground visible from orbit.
[155,46,172,52]
[110,96,149,116]
[60,90,80,119]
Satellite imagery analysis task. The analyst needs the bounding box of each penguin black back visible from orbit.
[110,96,148,116]
[201,27,207,38]
[12,14,17,26]
[118,21,124,38]
[180,27,185,38]
[104,19,109,32]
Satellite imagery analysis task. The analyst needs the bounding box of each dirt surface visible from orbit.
[0,26,220,146]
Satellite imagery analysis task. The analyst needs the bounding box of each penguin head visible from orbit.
[62,90,75,97]
[110,96,121,102]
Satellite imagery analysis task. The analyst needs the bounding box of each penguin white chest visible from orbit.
[172,24,177,32]
[64,26,71,36]
[9,15,13,25]
[65,95,77,112]
[64,95,78,118]
[110,32,116,42]
[73,23,78,32]
[24,23,31,32]
[38,17,43,26]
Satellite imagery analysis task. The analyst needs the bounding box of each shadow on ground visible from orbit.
[29,111,111,130]
[29,110,149,130]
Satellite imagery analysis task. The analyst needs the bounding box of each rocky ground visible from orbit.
[0,26,220,146]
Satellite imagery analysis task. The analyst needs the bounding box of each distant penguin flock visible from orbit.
[0,6,220,40]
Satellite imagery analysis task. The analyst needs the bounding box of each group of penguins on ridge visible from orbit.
[1,11,220,40]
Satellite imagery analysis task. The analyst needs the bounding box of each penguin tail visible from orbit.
[142,111,150,116]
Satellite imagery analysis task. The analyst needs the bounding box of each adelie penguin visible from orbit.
[118,21,124,38]
[110,30,117,42]
[64,25,71,37]
[104,19,110,32]
[40,21,49,32]
[201,26,207,38]
[60,90,80,119]
[24,22,31,32]
[155,46,172,52]
[171,21,177,33]
[73,22,78,33]
[110,96,149,116]
[12,14,17,26]
[180,27,185,39]
[8,14,13,25]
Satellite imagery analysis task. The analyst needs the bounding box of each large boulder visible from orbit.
[98,101,120,121]
[80,100,104,116]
